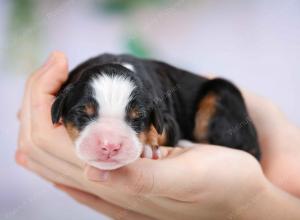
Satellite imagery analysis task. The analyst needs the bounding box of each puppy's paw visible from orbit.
[141,144,161,160]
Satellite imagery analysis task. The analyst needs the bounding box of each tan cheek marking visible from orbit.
[157,128,167,146]
[139,125,166,159]
[138,125,167,146]
[65,122,80,142]
[139,132,148,145]
[147,125,159,146]
[194,92,217,142]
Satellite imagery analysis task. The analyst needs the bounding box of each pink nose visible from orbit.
[78,125,127,161]
[100,143,122,157]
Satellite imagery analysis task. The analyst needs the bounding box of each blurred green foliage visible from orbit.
[6,0,40,73]
[5,0,174,72]
[10,0,35,29]
[125,36,152,58]
[95,0,168,15]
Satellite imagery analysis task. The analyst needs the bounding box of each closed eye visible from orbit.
[68,105,97,121]
[128,109,145,120]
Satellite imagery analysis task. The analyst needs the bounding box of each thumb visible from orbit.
[85,157,192,198]
[33,51,68,97]
[30,51,69,131]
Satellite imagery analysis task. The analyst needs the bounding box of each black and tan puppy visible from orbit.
[51,54,260,170]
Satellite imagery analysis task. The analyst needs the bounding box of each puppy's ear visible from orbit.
[150,102,164,134]
[51,95,65,124]
[51,85,72,124]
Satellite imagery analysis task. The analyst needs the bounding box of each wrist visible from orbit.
[236,181,300,220]
[226,174,269,220]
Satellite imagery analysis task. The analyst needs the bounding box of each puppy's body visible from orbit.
[52,54,260,170]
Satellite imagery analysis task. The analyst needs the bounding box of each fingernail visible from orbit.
[86,167,109,182]
[15,150,27,166]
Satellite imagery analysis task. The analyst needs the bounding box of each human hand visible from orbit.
[17,57,266,219]
[16,51,87,189]
[242,90,300,197]
[16,52,300,219]
[57,145,271,220]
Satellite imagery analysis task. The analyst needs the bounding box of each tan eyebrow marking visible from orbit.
[84,103,96,116]
[128,107,142,120]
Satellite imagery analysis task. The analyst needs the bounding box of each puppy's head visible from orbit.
[51,64,163,170]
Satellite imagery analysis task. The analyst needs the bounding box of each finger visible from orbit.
[30,126,83,168]
[56,185,154,220]
[17,144,83,183]
[30,51,68,132]
[15,149,28,166]
[19,52,55,119]
[16,149,81,189]
[18,53,55,151]
[31,51,68,102]
[85,156,193,198]
[28,52,82,167]
[24,153,83,190]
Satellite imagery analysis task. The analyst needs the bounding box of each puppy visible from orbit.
[51,54,260,170]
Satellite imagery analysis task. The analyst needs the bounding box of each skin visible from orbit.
[16,51,300,220]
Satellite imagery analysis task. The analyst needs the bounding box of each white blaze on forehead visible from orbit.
[121,63,135,72]
[92,74,135,118]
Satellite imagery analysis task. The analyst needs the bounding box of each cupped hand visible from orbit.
[242,90,300,197]
[16,52,300,219]
[57,145,269,220]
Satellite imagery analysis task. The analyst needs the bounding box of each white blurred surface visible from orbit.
[0,1,299,220]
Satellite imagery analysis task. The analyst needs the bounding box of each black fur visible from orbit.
[51,53,260,159]
[195,78,260,159]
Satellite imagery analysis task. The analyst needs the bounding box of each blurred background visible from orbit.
[0,0,299,219]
